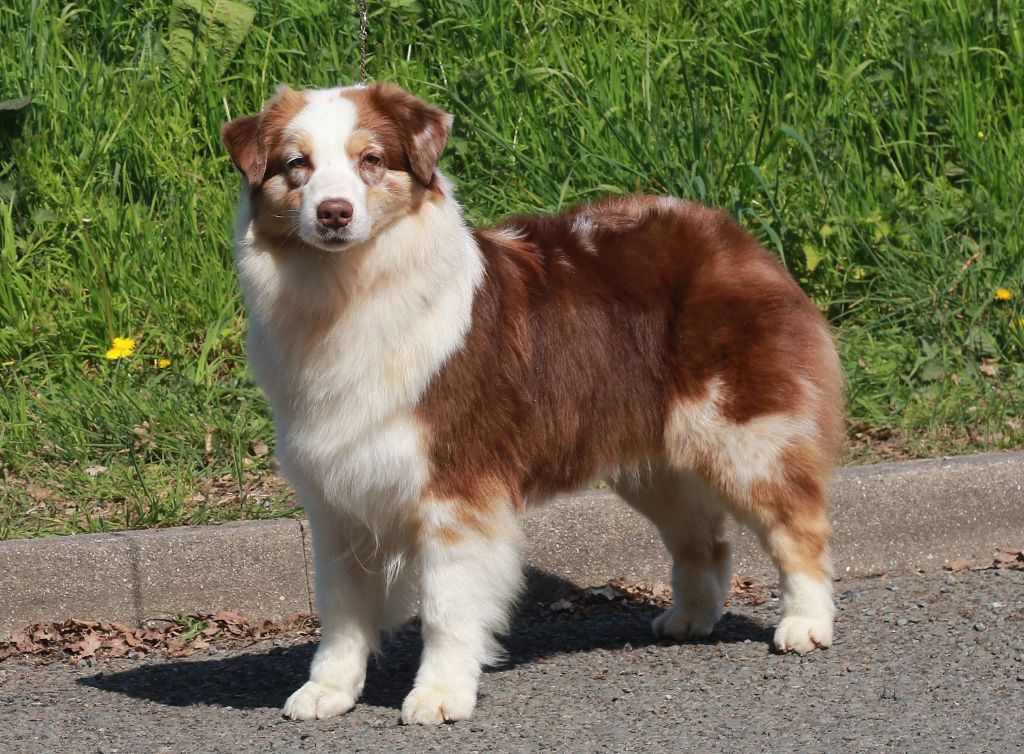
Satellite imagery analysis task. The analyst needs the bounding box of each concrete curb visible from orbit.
[3,451,1023,639]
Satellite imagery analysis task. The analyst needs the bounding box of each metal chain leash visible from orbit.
[357,0,369,83]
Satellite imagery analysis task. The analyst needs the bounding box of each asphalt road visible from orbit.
[1,567,1022,753]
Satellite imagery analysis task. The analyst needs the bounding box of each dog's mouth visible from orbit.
[304,228,355,252]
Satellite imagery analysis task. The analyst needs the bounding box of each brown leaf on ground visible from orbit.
[122,632,146,649]
[69,630,102,658]
[31,626,59,643]
[0,612,321,664]
[104,638,130,658]
[945,556,973,572]
[10,631,35,654]
[537,578,676,618]
[166,637,192,657]
[992,548,1024,569]
[729,575,771,606]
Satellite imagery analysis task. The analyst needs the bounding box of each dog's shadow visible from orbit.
[79,567,772,712]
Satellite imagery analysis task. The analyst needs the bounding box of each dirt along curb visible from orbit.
[2,451,1023,639]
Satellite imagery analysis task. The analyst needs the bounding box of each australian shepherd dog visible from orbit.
[221,82,844,725]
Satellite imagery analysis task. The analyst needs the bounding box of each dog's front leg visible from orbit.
[284,505,398,720]
[401,500,523,725]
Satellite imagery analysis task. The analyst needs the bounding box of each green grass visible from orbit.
[1,0,1022,539]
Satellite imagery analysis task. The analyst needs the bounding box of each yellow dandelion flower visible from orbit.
[995,288,1013,301]
[157,358,171,369]
[977,130,985,140]
[105,337,136,360]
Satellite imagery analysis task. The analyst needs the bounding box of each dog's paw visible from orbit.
[283,681,357,720]
[651,603,722,641]
[400,684,476,725]
[773,615,833,654]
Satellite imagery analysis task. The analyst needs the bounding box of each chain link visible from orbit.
[357,0,369,83]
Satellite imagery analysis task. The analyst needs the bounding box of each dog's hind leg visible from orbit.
[720,472,834,654]
[612,465,732,640]
[663,383,838,654]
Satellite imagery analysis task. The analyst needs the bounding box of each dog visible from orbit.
[221,82,844,725]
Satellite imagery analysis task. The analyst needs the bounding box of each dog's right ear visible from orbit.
[221,115,266,186]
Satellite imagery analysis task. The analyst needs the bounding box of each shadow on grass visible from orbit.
[79,567,772,712]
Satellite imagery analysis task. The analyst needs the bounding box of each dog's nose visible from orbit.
[316,199,353,228]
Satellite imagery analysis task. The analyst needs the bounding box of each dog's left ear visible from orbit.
[221,114,266,186]
[370,83,453,186]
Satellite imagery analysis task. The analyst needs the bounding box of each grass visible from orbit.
[1,0,1022,539]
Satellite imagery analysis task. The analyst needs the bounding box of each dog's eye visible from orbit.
[361,154,383,167]
[287,156,310,170]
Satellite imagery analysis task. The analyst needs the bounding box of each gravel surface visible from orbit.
[1,567,1022,753]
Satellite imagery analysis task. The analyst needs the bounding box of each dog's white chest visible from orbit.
[236,209,482,524]
[245,298,434,523]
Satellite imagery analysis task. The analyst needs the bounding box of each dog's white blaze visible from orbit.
[286,89,372,246]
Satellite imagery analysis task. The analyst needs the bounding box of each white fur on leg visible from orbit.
[653,544,731,640]
[401,684,478,726]
[401,502,523,725]
[284,681,358,720]
[284,630,371,720]
[774,571,834,653]
[285,507,393,721]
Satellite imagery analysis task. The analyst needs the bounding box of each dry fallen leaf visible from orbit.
[104,638,130,658]
[946,556,972,572]
[70,631,102,658]
[24,485,52,502]
[588,585,618,601]
[31,626,57,643]
[993,548,1024,568]
[123,632,146,649]
[166,637,191,657]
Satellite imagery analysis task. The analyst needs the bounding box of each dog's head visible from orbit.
[222,83,452,251]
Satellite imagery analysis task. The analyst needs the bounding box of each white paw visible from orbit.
[401,684,476,725]
[652,602,723,640]
[283,681,357,720]
[773,615,833,653]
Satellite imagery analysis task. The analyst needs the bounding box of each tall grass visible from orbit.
[1,0,1022,538]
